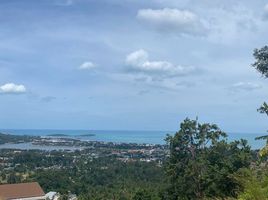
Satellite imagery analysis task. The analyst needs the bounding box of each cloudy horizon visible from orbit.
[1,0,268,133]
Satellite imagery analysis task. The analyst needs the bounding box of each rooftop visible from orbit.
[0,182,45,200]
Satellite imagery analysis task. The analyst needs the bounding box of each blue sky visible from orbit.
[1,0,268,132]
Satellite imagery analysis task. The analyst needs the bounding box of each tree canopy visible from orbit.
[164,118,252,200]
[252,46,268,157]
[252,46,268,78]
[252,46,268,117]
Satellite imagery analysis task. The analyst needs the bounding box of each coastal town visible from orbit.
[0,132,169,163]
[0,132,168,199]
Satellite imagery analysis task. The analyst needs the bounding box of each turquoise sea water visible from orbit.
[0,129,266,149]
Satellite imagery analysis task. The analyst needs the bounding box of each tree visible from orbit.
[252,46,268,116]
[252,46,268,157]
[132,189,153,200]
[7,173,21,184]
[235,168,268,200]
[252,46,268,78]
[165,118,252,200]
[1,172,6,181]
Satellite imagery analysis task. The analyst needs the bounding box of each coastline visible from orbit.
[0,129,266,150]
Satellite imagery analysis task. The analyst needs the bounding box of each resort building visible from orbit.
[0,182,45,200]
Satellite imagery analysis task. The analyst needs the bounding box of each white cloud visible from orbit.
[136,6,261,43]
[122,49,199,90]
[137,8,207,36]
[126,49,196,77]
[230,82,261,91]
[0,83,26,94]
[78,62,96,70]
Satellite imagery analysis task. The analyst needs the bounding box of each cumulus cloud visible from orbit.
[122,50,200,90]
[78,62,96,70]
[136,6,261,43]
[125,49,196,77]
[230,82,261,91]
[0,83,26,94]
[137,8,207,36]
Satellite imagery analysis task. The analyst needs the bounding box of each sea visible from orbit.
[0,129,266,150]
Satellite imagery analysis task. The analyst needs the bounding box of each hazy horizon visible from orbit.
[0,128,266,135]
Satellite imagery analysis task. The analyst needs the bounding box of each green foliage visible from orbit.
[33,170,71,194]
[257,102,268,116]
[252,46,268,157]
[252,46,268,78]
[252,46,268,118]
[132,189,154,200]
[26,157,164,199]
[235,168,268,200]
[165,118,252,200]
[256,101,268,155]
[7,173,21,184]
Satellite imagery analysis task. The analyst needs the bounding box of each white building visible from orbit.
[45,192,60,200]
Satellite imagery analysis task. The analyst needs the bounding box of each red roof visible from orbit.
[0,182,45,200]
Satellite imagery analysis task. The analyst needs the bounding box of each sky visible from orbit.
[1,0,268,133]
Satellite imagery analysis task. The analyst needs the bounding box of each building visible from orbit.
[45,192,60,200]
[0,182,45,200]
[67,194,77,200]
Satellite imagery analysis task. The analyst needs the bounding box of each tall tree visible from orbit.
[164,118,252,200]
[252,46,268,115]
[252,46,268,157]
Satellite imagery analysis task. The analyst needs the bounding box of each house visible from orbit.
[0,182,46,200]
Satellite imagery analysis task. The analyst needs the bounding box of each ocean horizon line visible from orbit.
[0,128,266,135]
